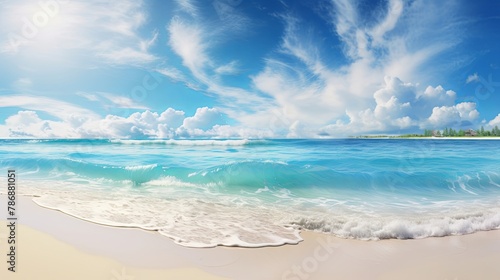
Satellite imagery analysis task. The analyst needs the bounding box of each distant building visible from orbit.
[465,129,477,136]
[432,130,442,137]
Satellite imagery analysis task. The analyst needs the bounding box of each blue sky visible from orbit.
[0,0,499,138]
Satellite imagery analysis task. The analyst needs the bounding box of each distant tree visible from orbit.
[418,127,500,137]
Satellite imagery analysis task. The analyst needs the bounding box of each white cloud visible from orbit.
[158,108,186,128]
[420,85,456,103]
[427,106,460,126]
[175,0,198,17]
[370,0,404,45]
[156,67,205,91]
[0,95,100,123]
[79,109,184,138]
[182,107,224,131]
[74,92,149,110]
[251,59,341,127]
[211,0,250,33]
[373,76,416,121]
[279,14,324,73]
[215,60,240,75]
[156,68,186,83]
[331,0,359,59]
[0,78,485,139]
[0,106,254,139]
[466,73,480,83]
[312,76,481,137]
[76,91,99,101]
[99,92,150,109]
[140,30,159,52]
[167,12,271,108]
[97,47,157,66]
[4,111,79,138]
[488,114,500,127]
[427,102,479,128]
[456,102,480,120]
[6,110,41,126]
[168,17,209,74]
[91,6,159,66]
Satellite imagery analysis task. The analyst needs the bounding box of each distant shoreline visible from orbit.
[352,136,500,140]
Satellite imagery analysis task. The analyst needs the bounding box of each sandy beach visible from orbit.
[0,195,498,280]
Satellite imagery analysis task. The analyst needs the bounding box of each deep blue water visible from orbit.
[1,139,499,247]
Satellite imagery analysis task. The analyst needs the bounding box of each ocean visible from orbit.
[1,138,500,248]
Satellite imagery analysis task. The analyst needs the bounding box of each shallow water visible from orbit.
[1,138,499,247]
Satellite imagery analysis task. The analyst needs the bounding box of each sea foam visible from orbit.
[1,138,500,248]
[109,139,265,146]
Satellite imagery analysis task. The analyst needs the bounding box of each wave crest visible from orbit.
[291,211,500,240]
[109,139,266,146]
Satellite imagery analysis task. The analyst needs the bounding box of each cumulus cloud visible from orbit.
[182,107,224,130]
[427,107,453,126]
[158,108,186,128]
[489,114,500,127]
[3,76,478,139]
[0,107,262,139]
[423,101,478,129]
[373,76,416,121]
[5,111,79,138]
[315,76,480,136]
[6,111,42,127]
[79,109,185,138]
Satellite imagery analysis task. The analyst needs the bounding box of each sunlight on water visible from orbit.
[1,139,500,247]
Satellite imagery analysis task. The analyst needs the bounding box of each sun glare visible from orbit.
[8,0,74,53]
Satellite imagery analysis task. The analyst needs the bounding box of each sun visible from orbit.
[5,0,74,53]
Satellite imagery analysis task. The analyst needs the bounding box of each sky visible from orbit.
[0,0,499,138]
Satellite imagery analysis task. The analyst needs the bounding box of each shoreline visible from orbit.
[1,196,500,279]
[352,136,500,140]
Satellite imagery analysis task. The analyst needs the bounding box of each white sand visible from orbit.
[1,196,500,279]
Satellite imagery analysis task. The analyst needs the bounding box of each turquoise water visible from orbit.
[1,139,500,247]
